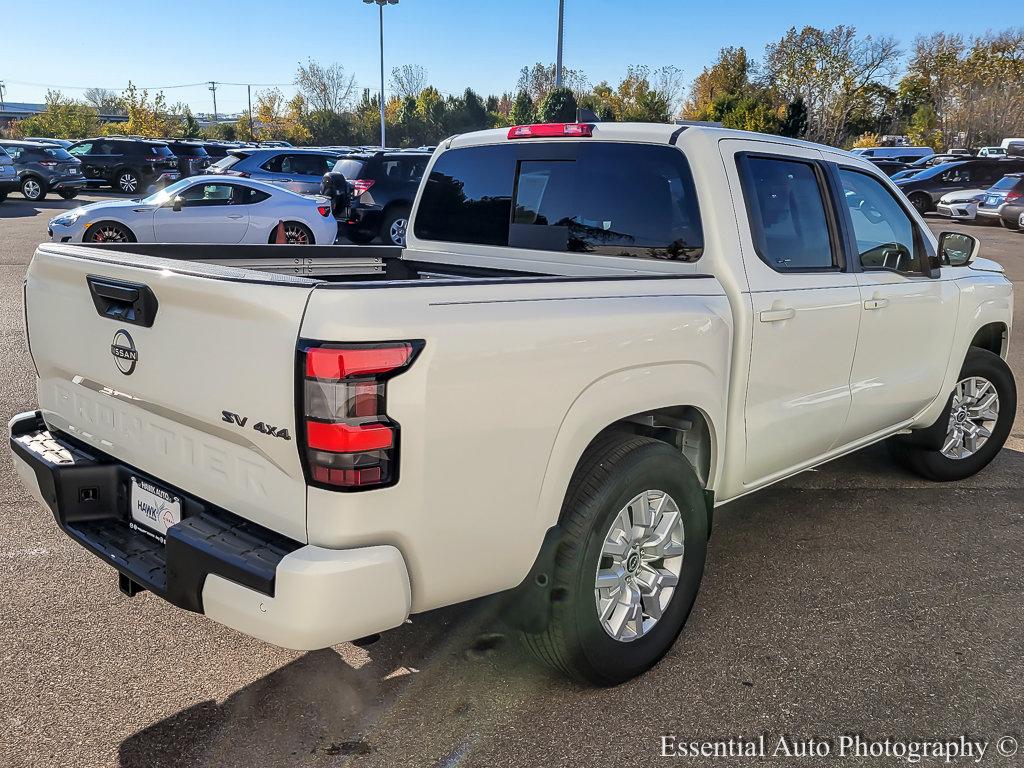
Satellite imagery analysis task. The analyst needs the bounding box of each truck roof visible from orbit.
[447,121,845,157]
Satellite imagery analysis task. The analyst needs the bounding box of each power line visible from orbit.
[1,79,293,91]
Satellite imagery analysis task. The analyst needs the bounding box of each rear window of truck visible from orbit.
[414,142,704,261]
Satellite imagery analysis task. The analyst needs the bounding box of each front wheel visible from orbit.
[521,435,708,686]
[83,221,135,243]
[21,177,46,201]
[909,192,931,215]
[889,348,1016,481]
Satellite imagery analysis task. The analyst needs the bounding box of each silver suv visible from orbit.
[206,148,345,194]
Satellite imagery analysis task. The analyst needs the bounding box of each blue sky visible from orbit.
[1,0,1007,114]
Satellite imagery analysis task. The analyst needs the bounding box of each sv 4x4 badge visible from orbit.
[222,410,291,441]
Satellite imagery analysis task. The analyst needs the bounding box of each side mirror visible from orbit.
[938,231,979,267]
[172,196,184,212]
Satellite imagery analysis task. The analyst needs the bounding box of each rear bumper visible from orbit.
[49,177,87,192]
[976,207,1003,220]
[9,410,411,650]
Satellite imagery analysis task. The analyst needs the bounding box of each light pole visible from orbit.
[555,0,565,89]
[364,0,398,148]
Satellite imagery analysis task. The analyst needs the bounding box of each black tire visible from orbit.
[59,190,79,200]
[114,169,141,195]
[21,176,47,202]
[1000,216,1020,231]
[83,221,136,243]
[889,348,1016,482]
[909,192,931,214]
[522,435,708,686]
[345,227,377,245]
[380,205,411,246]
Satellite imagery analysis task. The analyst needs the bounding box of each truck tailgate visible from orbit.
[24,245,315,542]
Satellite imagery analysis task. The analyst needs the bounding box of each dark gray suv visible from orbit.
[0,140,86,201]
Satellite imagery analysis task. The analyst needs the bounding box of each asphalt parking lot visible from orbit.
[1,192,1022,768]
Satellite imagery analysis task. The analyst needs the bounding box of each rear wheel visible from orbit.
[909,192,931,214]
[21,177,46,202]
[381,206,411,246]
[889,348,1016,481]
[59,190,79,200]
[83,221,135,243]
[521,435,708,686]
[271,221,314,245]
[115,169,140,194]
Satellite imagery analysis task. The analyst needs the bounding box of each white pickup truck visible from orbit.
[10,122,1015,686]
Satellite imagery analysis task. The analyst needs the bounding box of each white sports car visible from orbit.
[935,188,987,221]
[48,176,338,245]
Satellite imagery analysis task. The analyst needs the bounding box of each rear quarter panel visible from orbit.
[301,277,731,612]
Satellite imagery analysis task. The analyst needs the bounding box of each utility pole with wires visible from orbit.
[208,81,218,120]
[0,81,6,112]
[555,0,565,88]
[247,84,255,140]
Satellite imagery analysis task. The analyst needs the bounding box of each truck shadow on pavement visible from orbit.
[118,443,1024,768]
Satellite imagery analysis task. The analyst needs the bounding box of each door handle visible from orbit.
[227,214,245,219]
[863,298,890,310]
[759,307,796,323]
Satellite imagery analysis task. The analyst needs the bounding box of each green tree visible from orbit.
[510,90,535,125]
[12,90,100,139]
[536,87,578,123]
[779,97,808,138]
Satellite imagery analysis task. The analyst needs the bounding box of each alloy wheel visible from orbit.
[90,224,130,243]
[389,218,408,246]
[942,376,1000,459]
[595,489,685,642]
[118,173,138,193]
[284,224,310,244]
[22,179,41,200]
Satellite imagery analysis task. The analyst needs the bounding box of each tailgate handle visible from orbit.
[86,275,159,328]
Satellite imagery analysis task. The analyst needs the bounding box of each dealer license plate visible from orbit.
[129,477,182,541]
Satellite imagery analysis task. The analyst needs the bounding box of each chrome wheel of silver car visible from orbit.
[283,223,311,245]
[22,178,42,200]
[595,489,685,642]
[942,376,1000,459]
[389,217,408,246]
[88,224,131,243]
[118,172,138,193]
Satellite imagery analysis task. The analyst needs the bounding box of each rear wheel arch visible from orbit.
[970,322,1008,358]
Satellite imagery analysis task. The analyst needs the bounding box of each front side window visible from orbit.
[838,168,923,274]
[941,166,971,183]
[415,142,703,260]
[738,155,836,270]
[177,183,235,206]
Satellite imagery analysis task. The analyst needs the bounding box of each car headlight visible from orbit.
[50,209,85,227]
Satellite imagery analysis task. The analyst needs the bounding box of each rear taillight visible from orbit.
[39,161,58,169]
[317,204,331,217]
[1007,190,1021,202]
[300,341,420,490]
[351,179,375,196]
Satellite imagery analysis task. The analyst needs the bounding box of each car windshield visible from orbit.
[990,175,1021,191]
[139,178,194,205]
[906,162,965,180]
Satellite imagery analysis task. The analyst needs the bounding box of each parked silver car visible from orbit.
[206,147,345,194]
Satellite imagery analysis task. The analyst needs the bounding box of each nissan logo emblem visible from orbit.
[110,329,138,375]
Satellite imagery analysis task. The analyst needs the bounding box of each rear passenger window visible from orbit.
[838,168,924,275]
[415,143,704,261]
[738,155,836,271]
